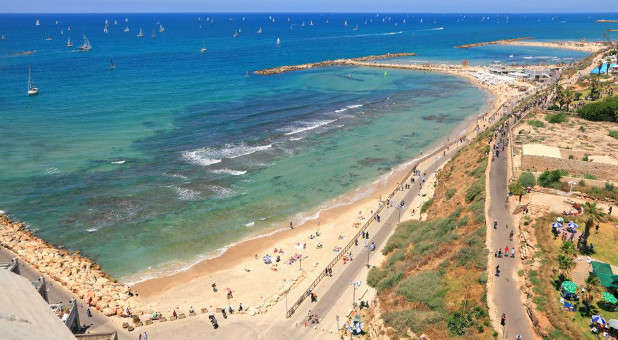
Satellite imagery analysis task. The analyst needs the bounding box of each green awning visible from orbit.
[561,281,578,294]
[591,261,618,289]
[604,292,618,304]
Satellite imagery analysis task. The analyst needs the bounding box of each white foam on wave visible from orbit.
[207,185,236,199]
[182,143,272,167]
[211,169,247,176]
[334,104,363,113]
[284,119,337,136]
[245,221,255,227]
[289,136,303,141]
[46,167,59,174]
[111,160,126,164]
[86,228,98,233]
[173,186,201,201]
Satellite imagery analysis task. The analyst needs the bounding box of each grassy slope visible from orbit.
[367,136,493,339]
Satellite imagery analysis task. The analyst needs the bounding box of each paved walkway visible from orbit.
[488,132,536,340]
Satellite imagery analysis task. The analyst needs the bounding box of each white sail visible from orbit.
[257,27,262,34]
[124,26,130,32]
[65,37,73,47]
[27,65,39,96]
[159,24,165,33]
[35,19,40,26]
[276,37,280,46]
[137,27,144,37]
[79,34,92,51]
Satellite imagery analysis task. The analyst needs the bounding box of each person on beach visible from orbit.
[173,310,177,319]
[212,282,217,292]
[290,221,294,229]
[511,248,515,258]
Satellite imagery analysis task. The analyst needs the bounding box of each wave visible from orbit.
[111,160,126,164]
[289,136,303,141]
[245,221,255,227]
[183,143,272,167]
[211,168,247,176]
[86,228,98,233]
[334,104,363,113]
[46,167,59,174]
[418,27,444,31]
[283,119,337,136]
[207,185,236,199]
[174,187,201,201]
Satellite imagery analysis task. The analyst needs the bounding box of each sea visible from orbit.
[0,13,608,281]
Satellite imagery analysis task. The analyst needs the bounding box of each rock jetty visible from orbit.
[0,213,135,317]
[254,52,417,75]
[455,37,536,49]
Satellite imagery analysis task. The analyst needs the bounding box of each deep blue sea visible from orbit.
[0,13,608,280]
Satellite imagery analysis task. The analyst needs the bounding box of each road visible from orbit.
[487,131,536,340]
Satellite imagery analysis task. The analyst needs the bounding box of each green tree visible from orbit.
[581,202,604,251]
[583,274,602,315]
[557,253,575,276]
[508,182,525,202]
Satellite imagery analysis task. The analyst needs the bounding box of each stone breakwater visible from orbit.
[254,52,416,75]
[455,37,536,49]
[0,213,135,317]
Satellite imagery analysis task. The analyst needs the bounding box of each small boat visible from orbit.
[125,17,129,23]
[136,28,144,37]
[55,20,59,25]
[353,25,359,31]
[509,54,514,58]
[256,27,262,34]
[35,19,40,26]
[67,26,71,31]
[123,26,130,32]
[65,37,73,47]
[159,24,165,33]
[78,34,92,51]
[27,66,39,96]
[276,37,280,46]
[200,40,207,53]
[110,59,115,70]
[44,35,52,41]
[60,29,63,35]
[1,34,6,40]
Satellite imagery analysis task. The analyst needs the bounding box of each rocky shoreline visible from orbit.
[0,213,135,317]
[455,37,536,49]
[254,52,417,75]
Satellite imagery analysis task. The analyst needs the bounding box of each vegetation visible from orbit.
[580,202,604,252]
[528,119,545,128]
[518,172,536,187]
[371,137,491,338]
[609,130,618,139]
[508,182,526,202]
[421,198,434,214]
[577,95,618,123]
[545,112,569,124]
[538,170,565,188]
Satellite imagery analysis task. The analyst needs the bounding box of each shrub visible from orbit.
[456,215,469,227]
[579,180,586,187]
[584,173,597,180]
[397,271,445,309]
[606,182,615,192]
[383,310,443,335]
[465,179,485,203]
[582,154,589,161]
[421,198,434,214]
[445,188,457,200]
[545,112,568,124]
[538,170,563,188]
[610,130,618,139]
[367,267,387,288]
[378,271,403,292]
[518,172,536,187]
[528,119,545,128]
[577,95,618,122]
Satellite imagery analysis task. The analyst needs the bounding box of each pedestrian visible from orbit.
[143,332,148,340]
[511,248,515,258]
[498,249,502,257]
[595,224,600,234]
[212,282,217,292]
[505,246,509,254]
[289,221,294,229]
[500,313,506,327]
[609,206,613,215]
[139,333,142,340]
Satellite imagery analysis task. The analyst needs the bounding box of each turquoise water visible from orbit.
[0,13,600,279]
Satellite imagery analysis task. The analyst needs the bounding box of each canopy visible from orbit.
[567,221,578,229]
[604,292,618,304]
[552,222,563,228]
[591,261,618,289]
[556,217,565,222]
[609,319,618,330]
[561,281,577,294]
[592,315,607,327]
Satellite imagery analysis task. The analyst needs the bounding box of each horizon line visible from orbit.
[2,11,618,15]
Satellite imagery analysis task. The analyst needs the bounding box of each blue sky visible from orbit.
[2,0,618,13]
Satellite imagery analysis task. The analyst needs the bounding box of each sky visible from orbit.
[2,0,618,14]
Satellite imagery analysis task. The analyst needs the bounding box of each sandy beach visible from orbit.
[129,61,526,321]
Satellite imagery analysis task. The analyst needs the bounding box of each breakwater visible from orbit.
[253,52,416,75]
[455,37,536,49]
[0,213,135,317]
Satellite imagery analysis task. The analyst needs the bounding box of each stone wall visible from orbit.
[521,154,618,182]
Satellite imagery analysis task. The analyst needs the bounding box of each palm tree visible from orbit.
[581,202,605,251]
[583,274,602,313]
[598,61,604,76]
[558,253,575,276]
[562,89,574,112]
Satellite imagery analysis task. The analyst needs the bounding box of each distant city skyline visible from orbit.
[2,0,618,14]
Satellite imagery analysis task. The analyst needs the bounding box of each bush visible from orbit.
[378,271,403,292]
[606,182,615,192]
[578,95,618,122]
[610,130,618,139]
[545,112,568,124]
[367,267,387,288]
[383,310,443,335]
[445,188,457,200]
[538,170,563,188]
[397,271,445,309]
[518,172,536,187]
[421,198,434,214]
[456,215,469,227]
[465,179,485,203]
[528,119,545,128]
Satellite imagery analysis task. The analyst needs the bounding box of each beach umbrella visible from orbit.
[567,221,579,229]
[592,315,607,327]
[603,292,618,304]
[561,281,577,294]
[609,319,618,330]
[552,222,563,228]
[556,217,565,222]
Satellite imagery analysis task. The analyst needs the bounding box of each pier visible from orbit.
[253,52,416,75]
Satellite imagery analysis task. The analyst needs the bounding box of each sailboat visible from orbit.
[151,30,156,38]
[276,37,280,46]
[256,27,262,34]
[233,29,239,38]
[67,26,71,31]
[344,20,348,26]
[310,20,314,26]
[103,25,109,34]
[1,34,6,41]
[65,37,73,47]
[35,19,40,26]
[110,59,115,70]
[200,40,207,53]
[124,26,130,32]
[27,66,39,96]
[136,28,144,37]
[44,35,52,41]
[353,25,359,31]
[114,19,118,25]
[79,34,92,51]
[60,29,63,35]
[159,24,165,33]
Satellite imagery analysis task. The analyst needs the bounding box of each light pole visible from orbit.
[350,281,361,308]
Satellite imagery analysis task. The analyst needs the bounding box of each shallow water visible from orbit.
[0,13,597,279]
